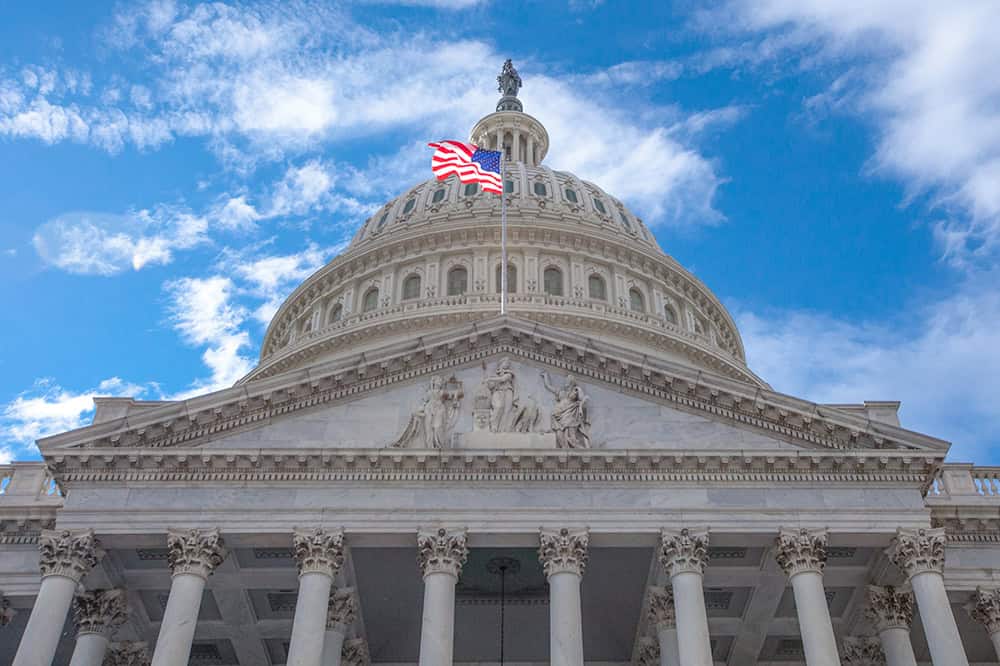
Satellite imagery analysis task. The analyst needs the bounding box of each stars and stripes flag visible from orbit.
[428,141,503,194]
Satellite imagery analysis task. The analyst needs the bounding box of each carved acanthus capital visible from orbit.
[966,587,1000,636]
[658,527,709,578]
[0,595,16,627]
[635,636,659,666]
[105,641,151,666]
[865,585,914,631]
[327,587,357,631]
[342,637,370,666]
[887,527,946,579]
[166,528,226,580]
[73,588,127,636]
[841,636,886,665]
[538,527,589,577]
[417,527,469,578]
[774,527,828,578]
[647,585,676,630]
[38,529,102,582]
[293,528,346,577]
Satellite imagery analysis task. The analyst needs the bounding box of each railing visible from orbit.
[925,464,1000,500]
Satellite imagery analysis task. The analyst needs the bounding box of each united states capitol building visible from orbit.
[2,62,999,666]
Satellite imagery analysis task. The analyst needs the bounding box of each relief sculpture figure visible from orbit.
[391,375,463,449]
[541,371,591,449]
[480,358,540,433]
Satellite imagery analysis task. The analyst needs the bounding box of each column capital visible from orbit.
[842,636,886,665]
[105,641,151,666]
[538,527,589,577]
[417,527,469,578]
[293,527,346,578]
[966,587,1000,636]
[886,527,946,579]
[72,588,128,637]
[647,585,676,630]
[342,637,370,666]
[166,528,226,580]
[774,527,828,578]
[38,529,102,582]
[327,587,358,631]
[658,527,709,578]
[636,636,660,666]
[865,585,914,631]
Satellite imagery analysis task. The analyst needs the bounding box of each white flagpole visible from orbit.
[500,153,507,316]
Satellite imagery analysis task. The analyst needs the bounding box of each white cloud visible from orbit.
[212,195,260,232]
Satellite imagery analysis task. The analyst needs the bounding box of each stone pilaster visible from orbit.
[343,637,370,666]
[658,528,709,577]
[72,589,127,636]
[165,528,226,579]
[39,529,102,582]
[842,636,886,665]
[327,587,358,631]
[416,527,469,578]
[538,527,589,577]
[647,586,676,629]
[105,641,151,666]
[636,636,659,666]
[774,527,827,577]
[886,527,945,579]
[866,585,915,631]
[966,587,1000,635]
[293,527,346,577]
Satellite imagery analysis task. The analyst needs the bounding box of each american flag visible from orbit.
[428,141,503,194]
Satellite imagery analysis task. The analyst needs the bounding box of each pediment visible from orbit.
[37,316,949,456]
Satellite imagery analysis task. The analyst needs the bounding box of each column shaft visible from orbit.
[878,627,918,666]
[151,573,206,666]
[549,571,584,666]
[789,571,839,666]
[671,571,712,666]
[656,625,680,666]
[68,632,110,666]
[910,571,970,666]
[287,571,335,666]
[13,574,78,666]
[418,571,458,666]
[321,627,347,666]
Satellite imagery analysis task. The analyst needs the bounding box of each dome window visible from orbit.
[619,211,633,231]
[447,267,468,296]
[377,211,390,229]
[629,288,644,313]
[543,267,564,296]
[565,188,578,203]
[327,303,343,325]
[664,303,678,325]
[402,274,421,300]
[504,180,514,193]
[464,183,479,196]
[593,198,607,215]
[362,288,380,313]
[533,182,547,196]
[432,189,446,204]
[403,198,416,214]
[588,275,607,300]
[495,264,517,293]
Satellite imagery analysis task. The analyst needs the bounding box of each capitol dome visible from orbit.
[247,62,762,386]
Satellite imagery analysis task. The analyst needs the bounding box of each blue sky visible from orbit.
[1,0,997,464]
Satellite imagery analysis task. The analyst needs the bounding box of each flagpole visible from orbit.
[500,153,507,316]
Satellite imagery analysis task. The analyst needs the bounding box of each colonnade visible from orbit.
[8,526,1000,666]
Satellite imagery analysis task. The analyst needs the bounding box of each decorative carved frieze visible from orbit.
[165,528,226,580]
[865,585,914,631]
[327,587,357,631]
[538,527,589,577]
[966,587,1000,636]
[293,528,346,577]
[417,527,469,578]
[635,636,659,666]
[38,529,102,582]
[342,637,370,666]
[887,527,946,579]
[647,585,676,629]
[73,588,127,636]
[841,636,886,665]
[105,641,151,666]
[775,527,828,577]
[659,528,710,578]
[0,595,16,627]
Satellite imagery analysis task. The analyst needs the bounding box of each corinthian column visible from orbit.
[13,529,102,666]
[68,589,128,666]
[966,587,1000,660]
[774,528,839,666]
[658,528,712,666]
[887,527,969,666]
[866,585,917,666]
[105,641,150,666]
[841,636,886,665]
[342,637,370,666]
[322,588,357,666]
[647,586,680,666]
[636,636,659,666]
[539,527,589,666]
[417,527,468,666]
[287,529,347,666]
[150,528,226,666]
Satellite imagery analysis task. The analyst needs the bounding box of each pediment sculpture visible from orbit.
[390,375,464,449]
[476,357,540,433]
[542,371,591,449]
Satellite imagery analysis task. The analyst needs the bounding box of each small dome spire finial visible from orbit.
[496,59,523,112]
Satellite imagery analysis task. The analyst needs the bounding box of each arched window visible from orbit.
[328,303,343,325]
[376,211,389,230]
[362,288,379,313]
[402,198,416,214]
[432,189,446,203]
[663,303,678,325]
[504,180,514,193]
[565,188,578,203]
[619,210,633,231]
[593,198,607,215]
[629,288,644,312]
[402,274,421,300]
[464,183,479,196]
[495,264,517,293]
[447,267,468,296]
[543,267,563,296]
[588,274,606,300]
[533,182,547,196]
